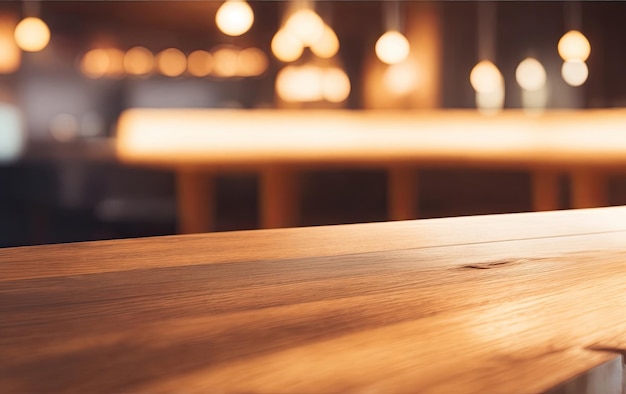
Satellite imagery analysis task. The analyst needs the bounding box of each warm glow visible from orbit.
[284,8,325,46]
[521,89,548,116]
[476,88,505,116]
[80,49,110,79]
[469,60,503,94]
[14,17,50,52]
[187,50,213,77]
[105,48,124,78]
[215,0,254,37]
[275,65,350,103]
[117,109,626,167]
[49,113,79,142]
[124,46,154,76]
[0,103,23,162]
[383,62,418,95]
[375,30,410,65]
[322,67,351,103]
[237,47,268,77]
[156,48,186,77]
[212,46,239,77]
[558,30,590,62]
[0,22,20,74]
[515,57,546,91]
[276,65,324,102]
[271,29,303,62]
[310,24,339,59]
[561,60,588,87]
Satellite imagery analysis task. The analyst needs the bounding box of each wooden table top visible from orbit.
[116,108,626,170]
[3,207,626,393]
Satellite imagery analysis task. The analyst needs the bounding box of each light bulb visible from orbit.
[212,46,239,77]
[271,29,303,62]
[215,0,254,37]
[310,24,339,59]
[469,60,503,94]
[104,48,124,78]
[187,50,213,77]
[284,9,325,46]
[156,48,186,77]
[322,67,350,103]
[561,59,588,87]
[124,47,154,76]
[0,32,20,74]
[276,65,324,102]
[237,47,268,77]
[80,49,110,79]
[14,17,50,52]
[375,30,410,65]
[384,62,419,95]
[515,57,546,91]
[558,30,590,61]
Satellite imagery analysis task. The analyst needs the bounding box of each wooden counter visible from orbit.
[116,109,626,233]
[2,207,626,392]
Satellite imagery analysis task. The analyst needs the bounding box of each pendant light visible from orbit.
[375,1,410,65]
[14,0,50,52]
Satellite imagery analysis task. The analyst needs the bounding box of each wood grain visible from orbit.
[3,207,626,392]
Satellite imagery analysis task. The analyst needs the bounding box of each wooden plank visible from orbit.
[4,206,626,282]
[3,209,626,392]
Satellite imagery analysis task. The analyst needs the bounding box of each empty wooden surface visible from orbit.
[3,207,626,393]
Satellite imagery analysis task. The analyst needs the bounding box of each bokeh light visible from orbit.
[558,30,590,62]
[156,48,186,77]
[271,29,303,62]
[187,50,213,77]
[561,59,589,87]
[237,47,268,77]
[322,67,350,103]
[469,60,503,94]
[105,48,125,78]
[124,46,154,76]
[0,26,20,74]
[80,49,110,79]
[476,87,505,116]
[212,46,239,77]
[215,0,254,37]
[375,30,410,65]
[515,57,546,91]
[311,24,339,59]
[0,104,24,162]
[276,65,324,102]
[284,8,325,46]
[384,62,419,95]
[14,17,50,52]
[276,65,350,103]
[49,113,79,142]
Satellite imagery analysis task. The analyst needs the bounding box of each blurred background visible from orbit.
[2,0,626,247]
